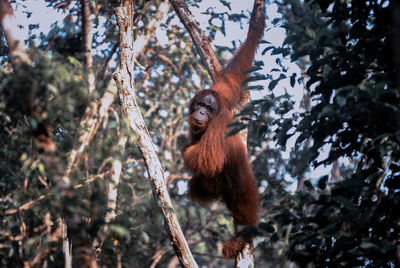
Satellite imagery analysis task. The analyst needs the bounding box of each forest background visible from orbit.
[1,0,399,267]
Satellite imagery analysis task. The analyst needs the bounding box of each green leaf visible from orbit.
[260,99,274,113]
[335,96,347,107]
[109,224,130,239]
[262,46,275,55]
[333,196,356,211]
[318,106,335,119]
[68,56,82,68]
[290,73,297,87]
[360,242,384,253]
[268,79,279,90]
[258,222,275,233]
[243,85,264,91]
[243,73,269,84]
[335,85,357,97]
[237,103,255,116]
[226,123,246,137]
[304,180,314,189]
[317,175,328,190]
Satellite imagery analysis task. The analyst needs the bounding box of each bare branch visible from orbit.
[92,135,127,263]
[29,218,64,268]
[65,77,118,177]
[169,0,222,81]
[132,1,170,58]
[114,1,197,267]
[98,41,119,81]
[3,195,47,216]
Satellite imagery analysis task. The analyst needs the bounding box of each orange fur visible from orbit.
[182,13,265,258]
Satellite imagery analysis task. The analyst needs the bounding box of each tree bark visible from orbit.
[169,0,222,81]
[0,0,31,66]
[62,219,73,268]
[92,134,127,265]
[65,76,118,177]
[114,1,198,267]
[81,0,95,94]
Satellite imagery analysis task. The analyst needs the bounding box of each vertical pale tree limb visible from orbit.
[106,135,127,225]
[132,1,170,58]
[62,3,95,261]
[81,0,95,94]
[64,77,118,177]
[92,134,127,264]
[114,1,197,267]
[91,2,171,263]
[62,219,73,268]
[169,0,265,266]
[0,0,31,65]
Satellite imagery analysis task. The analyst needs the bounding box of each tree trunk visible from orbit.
[114,1,197,267]
[81,0,95,94]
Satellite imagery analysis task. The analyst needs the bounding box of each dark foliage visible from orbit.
[250,0,400,266]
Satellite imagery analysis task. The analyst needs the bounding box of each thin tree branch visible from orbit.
[3,195,47,216]
[92,135,127,263]
[168,0,222,81]
[3,174,107,217]
[114,1,197,267]
[98,41,119,81]
[132,1,170,58]
[65,76,118,177]
[29,218,64,268]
